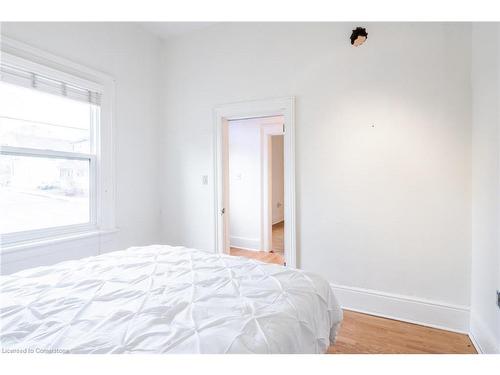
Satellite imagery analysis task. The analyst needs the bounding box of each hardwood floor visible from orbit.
[329,310,476,354]
[229,247,284,265]
[228,248,476,354]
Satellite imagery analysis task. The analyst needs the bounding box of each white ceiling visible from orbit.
[139,22,217,40]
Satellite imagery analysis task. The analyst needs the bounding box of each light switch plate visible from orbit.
[202,175,208,185]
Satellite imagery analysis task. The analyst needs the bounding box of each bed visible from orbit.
[0,245,343,354]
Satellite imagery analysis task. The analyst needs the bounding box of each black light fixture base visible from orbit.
[350,27,368,46]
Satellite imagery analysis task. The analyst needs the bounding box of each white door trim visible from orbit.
[213,97,296,268]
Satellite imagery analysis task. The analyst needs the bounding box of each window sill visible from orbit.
[0,228,119,254]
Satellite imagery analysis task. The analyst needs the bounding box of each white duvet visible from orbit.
[0,245,342,354]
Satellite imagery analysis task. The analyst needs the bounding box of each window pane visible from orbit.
[0,81,94,153]
[0,155,90,234]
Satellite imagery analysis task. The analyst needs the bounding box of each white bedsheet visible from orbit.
[0,245,342,354]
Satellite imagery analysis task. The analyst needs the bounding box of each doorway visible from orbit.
[213,97,296,268]
[225,116,284,264]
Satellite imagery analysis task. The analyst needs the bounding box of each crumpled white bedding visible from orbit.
[0,245,342,354]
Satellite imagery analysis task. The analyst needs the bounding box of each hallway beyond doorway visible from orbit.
[270,221,284,256]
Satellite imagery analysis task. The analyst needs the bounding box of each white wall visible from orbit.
[470,23,500,354]
[228,119,262,250]
[159,23,472,316]
[271,135,284,224]
[1,22,163,274]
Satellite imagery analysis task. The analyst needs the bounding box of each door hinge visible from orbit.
[221,208,225,215]
[282,123,285,133]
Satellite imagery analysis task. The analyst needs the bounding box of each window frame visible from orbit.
[0,37,117,250]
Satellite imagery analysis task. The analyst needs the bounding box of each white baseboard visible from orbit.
[330,283,470,334]
[229,236,260,251]
[469,313,500,354]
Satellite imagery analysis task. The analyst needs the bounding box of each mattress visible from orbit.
[0,245,342,354]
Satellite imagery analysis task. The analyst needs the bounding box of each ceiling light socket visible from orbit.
[351,27,368,47]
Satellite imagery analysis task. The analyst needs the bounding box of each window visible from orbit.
[0,47,115,247]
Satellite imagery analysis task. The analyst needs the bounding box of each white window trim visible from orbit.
[0,36,117,251]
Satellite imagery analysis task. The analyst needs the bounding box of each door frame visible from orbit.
[213,97,296,268]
